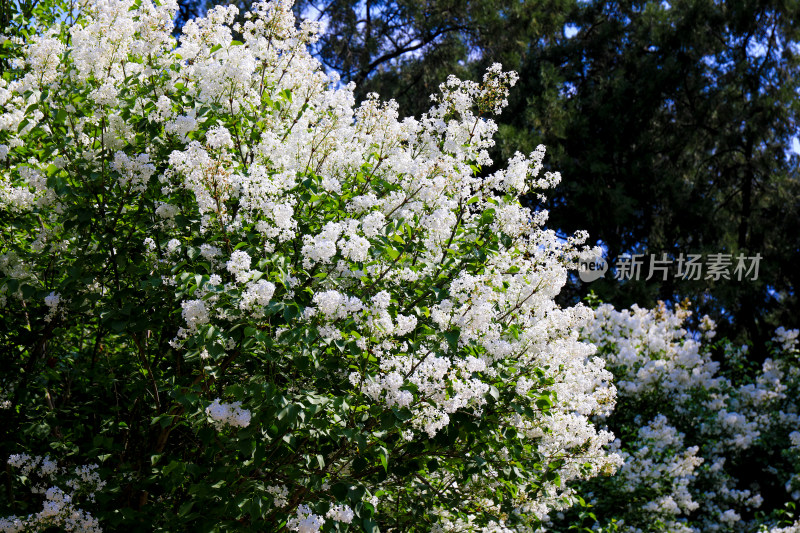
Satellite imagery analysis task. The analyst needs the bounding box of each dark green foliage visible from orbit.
[509,0,800,358]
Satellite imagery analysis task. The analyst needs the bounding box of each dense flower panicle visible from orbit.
[618,416,703,518]
[205,398,252,428]
[287,504,325,533]
[111,152,156,193]
[43,291,62,322]
[266,484,289,507]
[775,327,799,353]
[239,279,276,313]
[325,504,355,524]
[181,299,209,331]
[226,250,253,283]
[769,522,800,533]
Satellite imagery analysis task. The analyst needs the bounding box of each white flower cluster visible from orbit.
[206,125,233,150]
[165,112,198,142]
[768,521,800,533]
[775,326,799,352]
[266,484,289,507]
[2,454,104,532]
[0,163,55,212]
[311,290,364,320]
[200,244,222,262]
[301,221,345,268]
[579,302,800,531]
[287,504,325,533]
[155,202,179,226]
[618,416,703,524]
[181,299,209,331]
[239,279,276,314]
[205,398,252,428]
[44,291,63,323]
[325,504,354,524]
[226,250,253,283]
[111,152,156,193]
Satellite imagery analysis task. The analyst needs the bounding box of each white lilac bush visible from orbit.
[548,301,800,532]
[0,0,621,530]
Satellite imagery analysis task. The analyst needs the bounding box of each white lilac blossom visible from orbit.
[3,455,104,533]
[143,237,157,254]
[267,485,289,508]
[775,326,799,352]
[165,238,181,255]
[205,398,252,428]
[199,243,222,261]
[165,112,198,142]
[287,505,325,533]
[325,504,354,524]
[226,250,252,283]
[206,125,233,150]
[1,163,53,212]
[619,416,703,523]
[154,202,179,224]
[43,291,62,322]
[239,279,276,312]
[181,299,209,331]
[565,302,800,532]
[111,152,156,192]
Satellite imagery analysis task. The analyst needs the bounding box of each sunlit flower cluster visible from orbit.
[205,398,252,428]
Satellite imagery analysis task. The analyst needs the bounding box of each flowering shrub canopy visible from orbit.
[548,302,800,532]
[0,0,620,530]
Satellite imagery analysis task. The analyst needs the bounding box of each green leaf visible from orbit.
[536,394,553,411]
[331,482,349,500]
[178,501,193,517]
[379,447,389,472]
[362,519,380,533]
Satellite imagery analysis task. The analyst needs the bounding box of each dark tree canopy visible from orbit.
[513,0,800,357]
[292,0,574,105]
